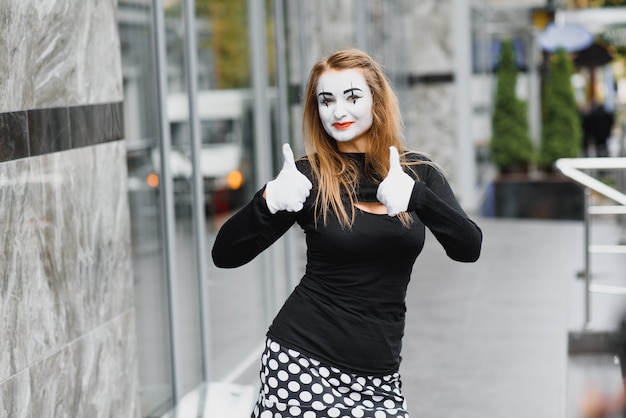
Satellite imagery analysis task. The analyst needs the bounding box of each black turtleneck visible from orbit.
[344,152,381,202]
[212,152,482,375]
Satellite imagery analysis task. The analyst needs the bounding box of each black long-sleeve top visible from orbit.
[212,152,482,375]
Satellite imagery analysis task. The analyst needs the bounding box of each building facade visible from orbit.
[1,0,547,416]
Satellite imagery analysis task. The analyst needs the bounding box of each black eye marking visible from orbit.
[344,85,364,104]
[318,92,334,107]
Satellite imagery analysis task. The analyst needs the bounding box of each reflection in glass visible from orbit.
[119,1,175,415]
[198,0,271,385]
[122,0,292,413]
[163,0,205,397]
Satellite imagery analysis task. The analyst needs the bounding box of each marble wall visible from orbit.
[0,0,138,417]
[403,0,459,180]
[0,0,123,112]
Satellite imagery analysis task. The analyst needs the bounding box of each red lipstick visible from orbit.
[333,122,353,130]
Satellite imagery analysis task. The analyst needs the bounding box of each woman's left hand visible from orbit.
[376,146,415,217]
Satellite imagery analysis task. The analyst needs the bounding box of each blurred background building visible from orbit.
[1,0,626,417]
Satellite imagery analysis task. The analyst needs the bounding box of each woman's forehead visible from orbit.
[316,68,368,93]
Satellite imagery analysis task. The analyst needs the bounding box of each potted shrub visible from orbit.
[489,39,535,174]
[539,48,583,170]
[487,42,584,219]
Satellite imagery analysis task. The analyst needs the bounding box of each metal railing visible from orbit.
[555,157,626,329]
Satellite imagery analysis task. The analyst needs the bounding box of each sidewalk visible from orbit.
[165,216,625,418]
[401,216,625,418]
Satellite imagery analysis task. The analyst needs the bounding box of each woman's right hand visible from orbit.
[264,143,313,214]
[377,146,415,217]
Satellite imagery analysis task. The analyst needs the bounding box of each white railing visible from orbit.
[555,157,626,329]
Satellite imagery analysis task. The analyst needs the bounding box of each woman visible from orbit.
[212,49,482,418]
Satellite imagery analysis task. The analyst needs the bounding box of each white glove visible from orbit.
[377,146,415,217]
[265,143,313,214]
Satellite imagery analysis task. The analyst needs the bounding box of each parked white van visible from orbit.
[165,89,254,213]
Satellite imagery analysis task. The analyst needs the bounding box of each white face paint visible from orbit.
[316,69,373,144]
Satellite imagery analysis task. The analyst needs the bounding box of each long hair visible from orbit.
[302,48,413,227]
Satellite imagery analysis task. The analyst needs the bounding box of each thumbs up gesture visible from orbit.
[265,143,313,214]
[376,146,415,217]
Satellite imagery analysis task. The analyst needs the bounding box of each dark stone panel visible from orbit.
[99,102,125,143]
[0,102,123,162]
[71,102,124,148]
[112,102,125,141]
[27,107,71,156]
[69,105,98,148]
[408,73,455,85]
[0,112,29,162]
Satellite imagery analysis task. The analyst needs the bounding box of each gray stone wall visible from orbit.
[404,0,458,178]
[0,1,123,112]
[287,0,463,183]
[0,1,138,416]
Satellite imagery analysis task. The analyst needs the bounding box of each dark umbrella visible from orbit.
[573,42,614,104]
[574,42,613,68]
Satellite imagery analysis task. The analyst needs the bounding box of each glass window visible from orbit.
[119,1,175,415]
[121,0,296,414]
[199,0,275,386]
[163,0,205,398]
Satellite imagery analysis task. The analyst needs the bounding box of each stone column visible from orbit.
[0,1,139,416]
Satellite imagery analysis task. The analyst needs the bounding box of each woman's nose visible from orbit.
[333,100,347,119]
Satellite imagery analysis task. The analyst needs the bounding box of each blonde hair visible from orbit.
[302,48,413,227]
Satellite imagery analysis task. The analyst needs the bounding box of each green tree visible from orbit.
[539,49,582,170]
[197,0,250,89]
[196,0,275,89]
[593,0,626,7]
[490,39,535,173]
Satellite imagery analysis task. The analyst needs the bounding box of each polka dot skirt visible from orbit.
[251,338,409,418]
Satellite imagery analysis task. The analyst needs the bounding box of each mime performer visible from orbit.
[212,48,482,418]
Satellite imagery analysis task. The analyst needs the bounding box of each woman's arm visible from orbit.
[211,188,299,268]
[408,163,482,262]
[213,151,313,268]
